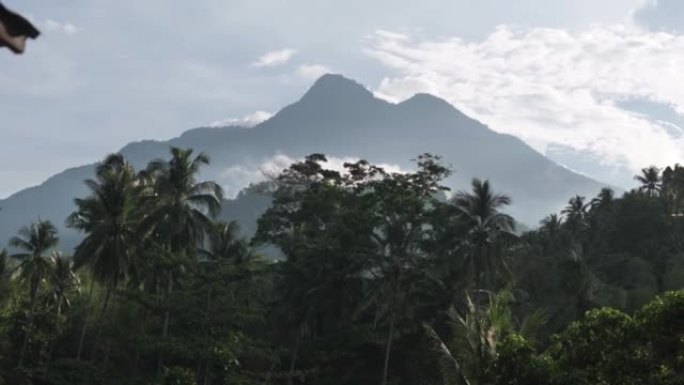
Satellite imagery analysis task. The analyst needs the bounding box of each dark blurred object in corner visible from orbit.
[0,2,40,54]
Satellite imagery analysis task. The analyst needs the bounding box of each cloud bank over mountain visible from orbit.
[217,154,407,198]
[367,22,684,188]
[0,74,611,250]
[209,111,273,128]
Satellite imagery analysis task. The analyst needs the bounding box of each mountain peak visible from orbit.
[0,72,610,251]
[400,93,456,110]
[396,92,473,122]
[301,73,375,103]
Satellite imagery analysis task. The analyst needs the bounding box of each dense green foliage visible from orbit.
[0,150,683,384]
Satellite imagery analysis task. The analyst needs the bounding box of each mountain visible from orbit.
[0,74,611,252]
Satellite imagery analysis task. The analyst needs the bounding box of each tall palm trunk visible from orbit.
[381,264,405,385]
[200,287,213,385]
[56,296,63,318]
[76,279,95,360]
[472,245,487,382]
[162,271,173,339]
[381,273,400,385]
[473,245,486,310]
[287,331,302,385]
[262,349,280,385]
[195,286,213,385]
[381,310,396,385]
[132,306,150,378]
[474,310,486,382]
[91,284,113,362]
[18,275,41,367]
[157,270,174,374]
[474,260,481,304]
[46,296,65,363]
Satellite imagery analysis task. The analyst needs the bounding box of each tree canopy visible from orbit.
[0,148,682,384]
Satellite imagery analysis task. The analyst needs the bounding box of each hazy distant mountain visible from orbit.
[0,74,611,252]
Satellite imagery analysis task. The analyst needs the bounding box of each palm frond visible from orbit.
[519,308,549,343]
[423,323,471,385]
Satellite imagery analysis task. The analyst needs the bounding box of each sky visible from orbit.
[1,0,684,197]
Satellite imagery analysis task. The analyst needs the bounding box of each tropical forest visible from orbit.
[0,148,682,385]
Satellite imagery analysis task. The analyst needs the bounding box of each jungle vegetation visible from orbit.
[0,149,683,385]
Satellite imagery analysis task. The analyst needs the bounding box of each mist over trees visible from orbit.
[0,75,610,252]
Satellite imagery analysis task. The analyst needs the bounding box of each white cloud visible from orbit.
[252,48,297,67]
[217,154,295,198]
[296,64,332,80]
[44,19,81,35]
[300,155,407,176]
[321,156,407,176]
[218,154,407,199]
[0,0,657,197]
[367,26,684,178]
[210,110,273,128]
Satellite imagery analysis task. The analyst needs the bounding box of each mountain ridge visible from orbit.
[0,73,611,251]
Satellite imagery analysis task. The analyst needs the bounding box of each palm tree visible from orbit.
[452,179,514,295]
[590,188,615,212]
[202,221,248,264]
[144,147,223,253]
[538,214,563,256]
[45,253,80,318]
[69,154,140,285]
[43,253,80,361]
[9,220,58,307]
[561,195,588,236]
[9,220,59,366]
[67,153,142,360]
[584,188,616,245]
[562,195,587,221]
[539,214,563,239]
[424,291,547,385]
[662,165,684,215]
[634,166,662,197]
[197,220,251,383]
[143,147,223,372]
[559,245,597,318]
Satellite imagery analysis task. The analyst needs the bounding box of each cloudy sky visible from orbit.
[1,0,683,197]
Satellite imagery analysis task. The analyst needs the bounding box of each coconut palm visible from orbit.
[144,147,223,254]
[538,214,564,256]
[562,195,587,221]
[143,147,223,372]
[634,166,662,198]
[662,165,684,215]
[45,253,80,318]
[448,179,516,385]
[9,220,58,307]
[590,188,615,212]
[583,188,616,245]
[559,245,598,318]
[424,291,547,385]
[69,154,140,286]
[562,195,588,236]
[42,253,80,361]
[9,219,59,366]
[202,221,249,264]
[539,214,563,239]
[67,153,141,360]
[196,220,252,384]
[452,179,515,294]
